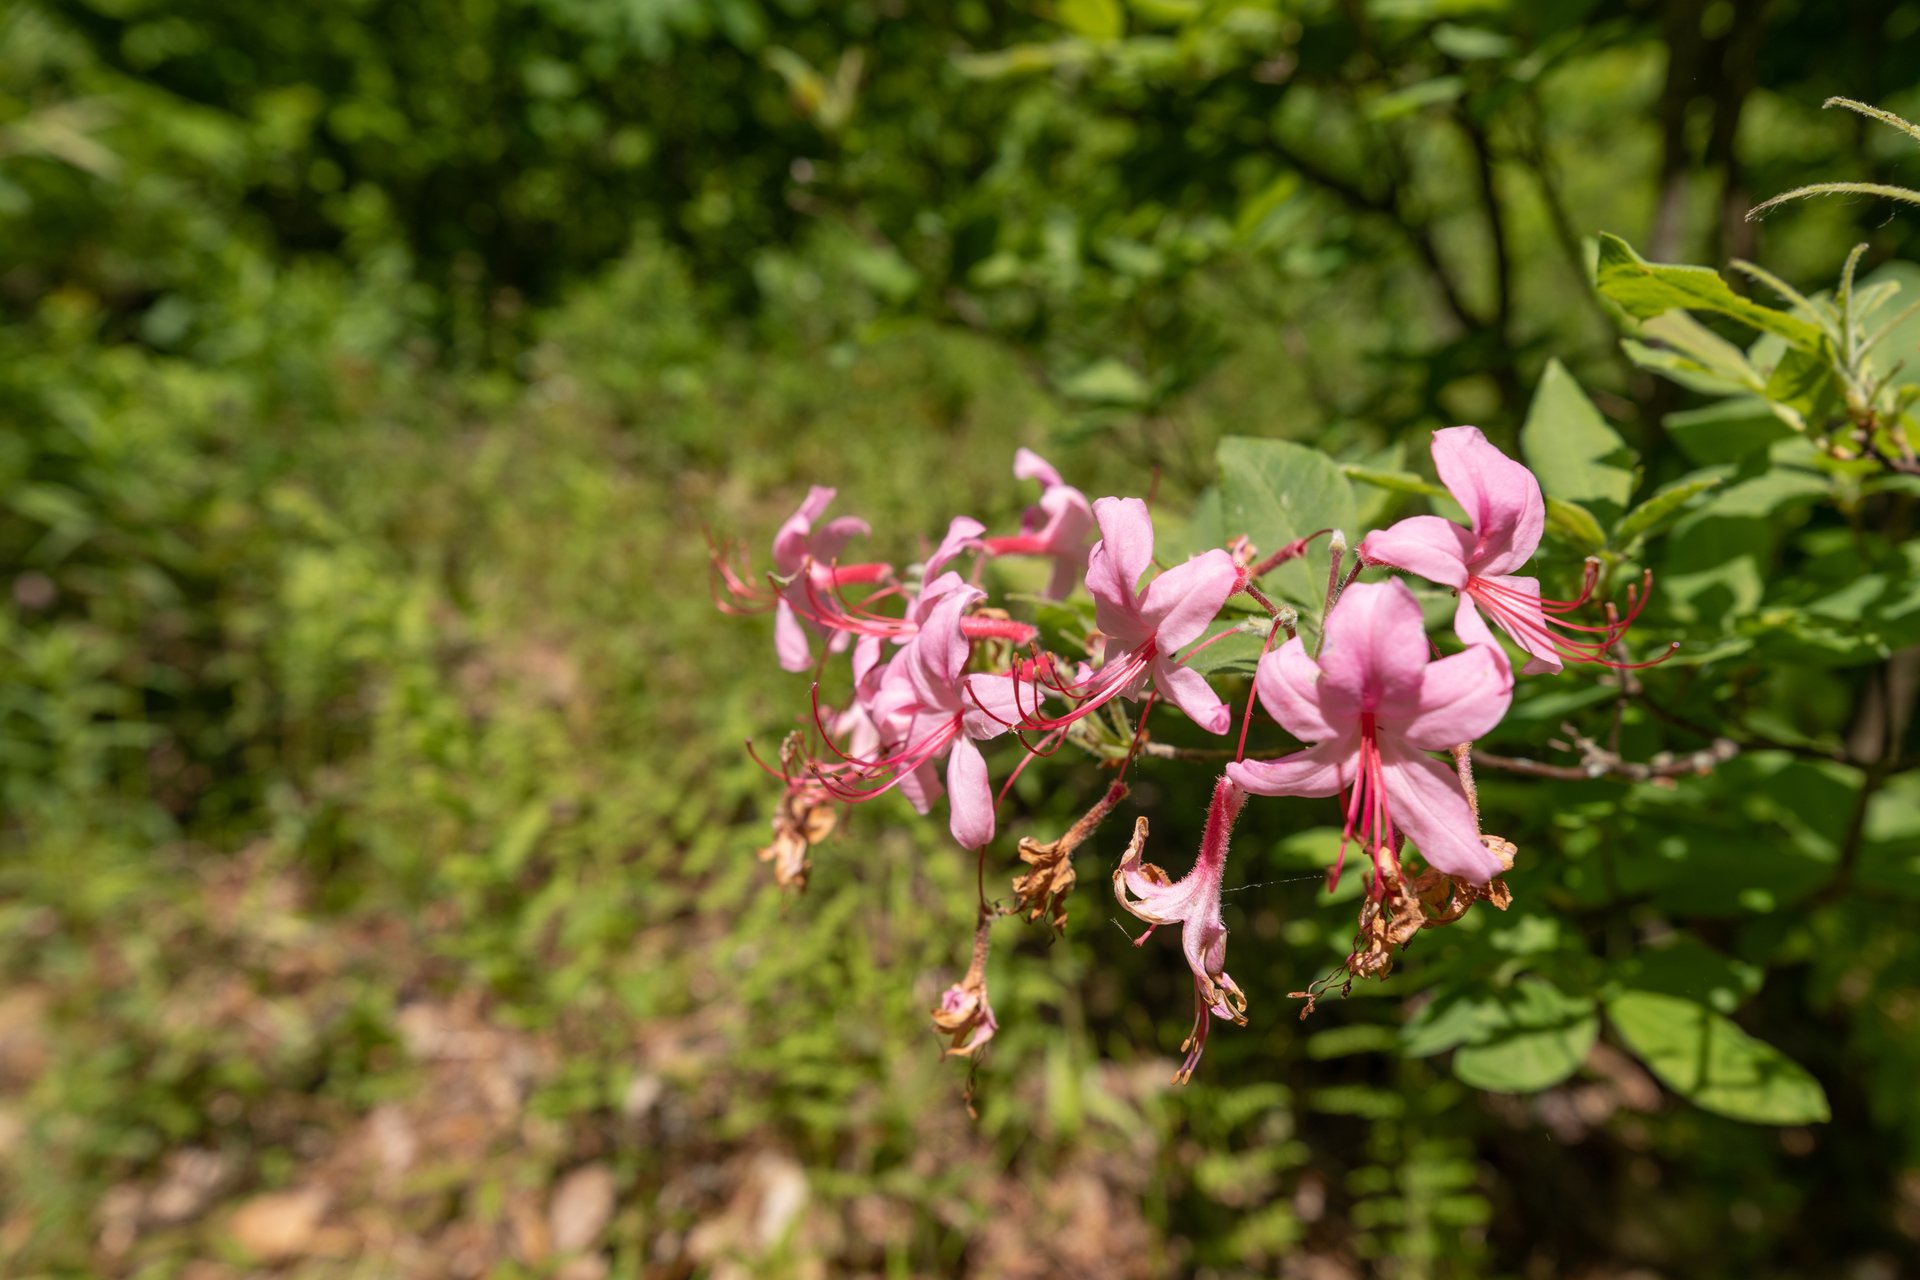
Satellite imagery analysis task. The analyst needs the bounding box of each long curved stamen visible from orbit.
[743,738,791,781]
[1015,642,1157,732]
[792,571,908,639]
[808,682,887,768]
[811,714,963,803]
[1467,568,1678,670]
[708,534,776,615]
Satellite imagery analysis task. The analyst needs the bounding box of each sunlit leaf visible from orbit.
[1607,991,1830,1124]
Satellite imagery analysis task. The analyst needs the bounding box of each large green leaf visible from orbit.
[1606,991,1830,1125]
[1450,983,1599,1093]
[1594,233,1826,351]
[1521,360,1635,524]
[1663,398,1797,466]
[1405,979,1597,1094]
[1218,436,1357,611]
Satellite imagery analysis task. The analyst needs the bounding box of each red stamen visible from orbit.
[1465,567,1677,670]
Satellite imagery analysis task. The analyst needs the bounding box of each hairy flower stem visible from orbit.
[1196,774,1250,887]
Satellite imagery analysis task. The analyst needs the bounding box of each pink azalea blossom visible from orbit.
[1225,579,1511,884]
[1024,496,1242,734]
[816,586,1026,849]
[976,448,1097,599]
[1357,426,1662,673]
[786,516,1041,680]
[757,486,893,673]
[1113,776,1249,1083]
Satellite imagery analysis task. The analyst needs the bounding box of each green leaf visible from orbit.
[1342,465,1448,500]
[1057,357,1150,406]
[1179,625,1269,676]
[1606,991,1830,1125]
[1055,0,1123,40]
[1522,359,1635,523]
[1638,311,1766,393]
[1404,980,1598,1093]
[1664,398,1797,466]
[1430,23,1514,60]
[1762,345,1843,431]
[1612,471,1727,552]
[1365,76,1464,122]
[1218,436,1357,610]
[1594,233,1826,351]
[1542,496,1606,552]
[1613,938,1762,1016]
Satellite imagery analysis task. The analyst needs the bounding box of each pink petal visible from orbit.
[1251,637,1341,742]
[1378,739,1504,882]
[1395,644,1512,749]
[1225,734,1356,798]
[1152,656,1231,735]
[810,514,872,565]
[774,598,813,672]
[1013,447,1064,488]
[1431,426,1544,576]
[1453,593,1501,653]
[852,634,884,688]
[1140,550,1241,652]
[905,588,984,710]
[897,756,943,816]
[906,570,970,630]
[925,516,985,580]
[946,735,996,849]
[1316,579,1427,715]
[1356,515,1474,589]
[960,673,1024,740]
[773,485,838,572]
[1086,497,1155,642]
[1045,555,1084,603]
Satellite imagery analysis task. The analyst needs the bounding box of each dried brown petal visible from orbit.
[1011,835,1076,931]
[1010,782,1128,932]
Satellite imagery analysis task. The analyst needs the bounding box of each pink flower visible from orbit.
[1113,776,1250,1083]
[818,586,1025,849]
[1025,496,1241,734]
[764,486,892,673]
[1225,579,1511,884]
[789,516,1041,681]
[1357,427,1659,673]
[976,449,1096,599]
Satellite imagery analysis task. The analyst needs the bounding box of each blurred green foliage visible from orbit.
[3,1,1920,1276]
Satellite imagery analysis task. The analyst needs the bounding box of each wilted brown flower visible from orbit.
[1009,781,1128,932]
[931,916,997,1058]
[756,735,841,892]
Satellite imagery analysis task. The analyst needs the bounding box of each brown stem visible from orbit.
[1475,730,1738,783]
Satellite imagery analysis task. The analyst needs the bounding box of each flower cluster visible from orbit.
[718,429,1670,1082]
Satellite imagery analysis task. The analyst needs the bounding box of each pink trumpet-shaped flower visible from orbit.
[1023,496,1242,734]
[765,486,893,673]
[976,448,1097,600]
[816,586,1026,849]
[1225,579,1512,884]
[1357,426,1666,673]
[1113,776,1249,1084]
